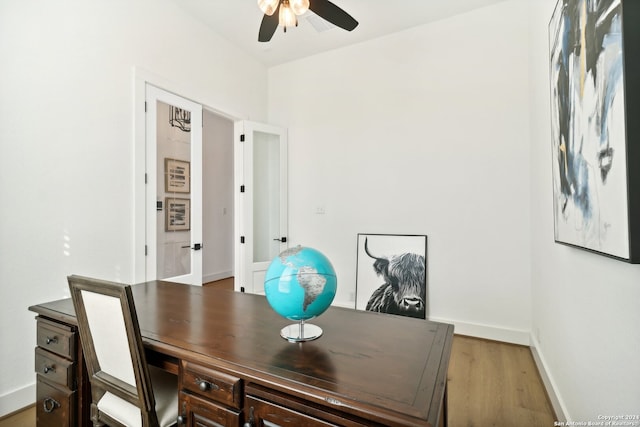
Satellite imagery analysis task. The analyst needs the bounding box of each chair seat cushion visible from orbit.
[98,366,178,427]
[150,366,179,427]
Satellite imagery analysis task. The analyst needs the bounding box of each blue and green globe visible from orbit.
[264,246,337,322]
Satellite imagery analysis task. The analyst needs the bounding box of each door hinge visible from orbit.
[240,185,245,193]
[144,101,147,113]
[240,236,245,244]
[145,245,148,256]
[240,134,245,142]
[145,173,148,184]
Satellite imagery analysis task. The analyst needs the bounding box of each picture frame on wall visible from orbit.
[165,158,190,193]
[165,198,190,231]
[548,0,640,263]
[355,234,427,319]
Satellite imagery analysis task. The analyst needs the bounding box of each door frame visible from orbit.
[133,68,243,284]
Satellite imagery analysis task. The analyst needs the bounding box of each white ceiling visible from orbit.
[171,0,509,67]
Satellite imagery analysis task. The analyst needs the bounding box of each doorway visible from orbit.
[134,76,287,288]
[145,84,235,286]
[202,109,235,285]
[152,103,235,285]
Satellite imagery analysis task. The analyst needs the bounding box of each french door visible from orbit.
[146,84,203,285]
[235,121,288,294]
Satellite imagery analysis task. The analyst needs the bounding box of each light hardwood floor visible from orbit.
[447,335,556,426]
[0,405,34,427]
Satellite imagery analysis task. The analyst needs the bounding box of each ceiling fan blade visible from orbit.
[309,0,358,31]
[258,4,280,42]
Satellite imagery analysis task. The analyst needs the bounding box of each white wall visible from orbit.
[269,0,532,343]
[528,0,640,421]
[0,0,267,415]
[3,0,637,420]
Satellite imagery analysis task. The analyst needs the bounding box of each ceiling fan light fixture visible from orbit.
[290,0,309,15]
[258,0,280,16]
[258,0,358,42]
[279,1,298,30]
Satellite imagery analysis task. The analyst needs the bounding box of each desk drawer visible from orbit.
[179,391,241,427]
[35,347,74,388]
[36,377,76,427]
[181,361,242,409]
[36,319,75,359]
[246,394,339,427]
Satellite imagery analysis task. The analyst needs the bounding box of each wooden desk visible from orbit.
[30,280,453,427]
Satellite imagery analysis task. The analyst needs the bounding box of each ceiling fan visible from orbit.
[257,0,359,42]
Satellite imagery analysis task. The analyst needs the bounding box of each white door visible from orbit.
[146,84,203,285]
[235,121,288,294]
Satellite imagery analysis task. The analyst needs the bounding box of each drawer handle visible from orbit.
[43,397,60,413]
[43,365,55,374]
[45,336,58,345]
[195,378,219,392]
[177,401,187,425]
[325,397,343,406]
[243,406,255,427]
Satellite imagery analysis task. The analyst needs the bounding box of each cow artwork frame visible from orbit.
[355,234,428,319]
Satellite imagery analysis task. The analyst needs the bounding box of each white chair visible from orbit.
[68,275,178,427]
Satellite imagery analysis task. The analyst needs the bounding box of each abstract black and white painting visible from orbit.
[355,234,427,319]
[549,0,640,262]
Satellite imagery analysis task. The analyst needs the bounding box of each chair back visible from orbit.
[68,275,158,426]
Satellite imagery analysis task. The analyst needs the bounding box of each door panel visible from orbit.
[235,121,287,294]
[146,85,203,285]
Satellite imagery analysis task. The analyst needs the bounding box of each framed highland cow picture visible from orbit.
[355,234,428,319]
[549,0,640,262]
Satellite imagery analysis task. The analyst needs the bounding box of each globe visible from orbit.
[264,246,337,342]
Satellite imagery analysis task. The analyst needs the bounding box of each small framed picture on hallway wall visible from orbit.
[165,198,190,232]
[165,158,190,193]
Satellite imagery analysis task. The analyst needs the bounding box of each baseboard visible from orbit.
[428,316,531,346]
[530,334,569,422]
[331,300,356,309]
[0,383,35,418]
[203,271,233,284]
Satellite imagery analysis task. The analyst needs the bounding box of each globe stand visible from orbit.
[280,319,323,342]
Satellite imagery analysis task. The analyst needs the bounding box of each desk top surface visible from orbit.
[30,280,453,426]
